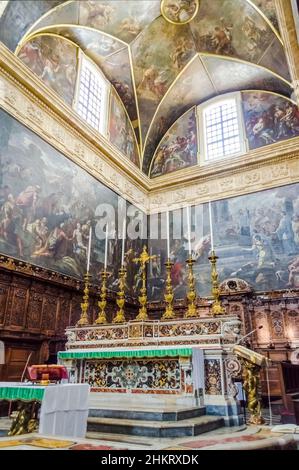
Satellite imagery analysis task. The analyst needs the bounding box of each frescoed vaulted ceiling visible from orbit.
[0,0,293,175]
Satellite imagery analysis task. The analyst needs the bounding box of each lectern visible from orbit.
[233,345,268,425]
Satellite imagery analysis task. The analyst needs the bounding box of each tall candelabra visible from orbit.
[113,266,127,324]
[185,256,198,318]
[133,246,156,321]
[76,272,91,326]
[162,259,175,320]
[209,250,225,316]
[94,270,109,325]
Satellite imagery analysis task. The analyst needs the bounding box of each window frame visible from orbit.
[73,51,109,137]
[198,92,247,165]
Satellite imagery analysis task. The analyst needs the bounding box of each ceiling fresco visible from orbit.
[142,54,292,173]
[250,0,279,31]
[0,0,293,175]
[18,34,78,105]
[150,107,198,178]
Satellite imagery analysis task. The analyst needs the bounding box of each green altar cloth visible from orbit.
[0,383,45,401]
[58,347,193,360]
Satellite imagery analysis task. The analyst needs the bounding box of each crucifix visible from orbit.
[133,245,157,321]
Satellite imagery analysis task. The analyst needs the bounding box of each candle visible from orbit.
[86,226,92,272]
[104,222,109,269]
[121,217,126,266]
[166,211,170,259]
[187,206,192,255]
[209,201,214,252]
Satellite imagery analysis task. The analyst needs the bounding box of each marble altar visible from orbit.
[59,315,244,426]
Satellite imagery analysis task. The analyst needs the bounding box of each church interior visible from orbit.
[1,0,299,452]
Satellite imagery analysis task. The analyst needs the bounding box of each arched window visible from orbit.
[75,53,109,136]
[199,94,246,162]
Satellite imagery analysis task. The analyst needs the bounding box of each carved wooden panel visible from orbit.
[70,295,82,327]
[270,310,285,340]
[26,291,43,330]
[9,288,28,327]
[286,310,299,341]
[56,295,71,334]
[0,284,8,326]
[41,296,58,332]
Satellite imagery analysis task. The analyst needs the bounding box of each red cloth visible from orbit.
[27,364,68,381]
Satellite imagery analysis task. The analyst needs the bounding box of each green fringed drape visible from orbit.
[58,348,193,360]
[0,386,45,401]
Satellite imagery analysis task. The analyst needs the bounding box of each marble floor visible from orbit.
[0,418,298,450]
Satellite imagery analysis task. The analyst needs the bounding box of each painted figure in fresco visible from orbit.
[163,0,197,24]
[112,81,133,111]
[292,215,299,245]
[81,1,116,28]
[171,37,194,70]
[118,17,142,38]
[27,218,48,251]
[274,211,297,255]
[212,19,234,55]
[151,110,197,177]
[0,194,15,239]
[199,18,234,55]
[138,65,168,100]
[251,115,276,145]
[33,222,72,259]
[41,54,60,88]
[287,256,299,287]
[245,95,299,150]
[242,16,264,51]
[0,193,24,257]
[18,41,43,74]
[249,234,275,269]
[15,185,40,231]
[73,222,87,256]
[279,102,299,136]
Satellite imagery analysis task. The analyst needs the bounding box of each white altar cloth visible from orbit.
[39,383,90,438]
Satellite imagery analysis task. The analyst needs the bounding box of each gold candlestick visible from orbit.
[94,270,109,325]
[133,246,157,321]
[113,266,127,324]
[209,250,225,316]
[77,272,91,326]
[185,256,198,318]
[162,259,175,320]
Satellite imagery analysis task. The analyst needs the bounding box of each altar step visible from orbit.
[88,405,206,422]
[87,411,224,438]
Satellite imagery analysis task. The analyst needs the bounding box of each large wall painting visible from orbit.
[148,183,299,300]
[18,35,78,106]
[150,108,198,178]
[0,109,144,295]
[242,92,299,149]
[109,91,140,167]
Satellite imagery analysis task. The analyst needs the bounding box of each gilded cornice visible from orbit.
[1,42,299,215]
[149,149,299,213]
